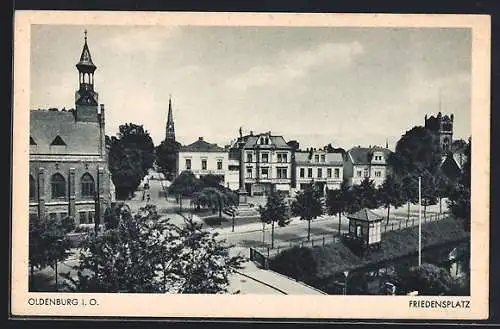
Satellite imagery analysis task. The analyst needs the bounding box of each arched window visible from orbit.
[51,173,66,199]
[29,175,36,201]
[81,173,95,198]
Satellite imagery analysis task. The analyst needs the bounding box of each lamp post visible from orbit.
[343,270,349,295]
[418,176,422,267]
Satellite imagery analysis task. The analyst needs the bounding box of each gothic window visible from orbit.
[81,173,95,198]
[29,175,36,200]
[51,173,66,199]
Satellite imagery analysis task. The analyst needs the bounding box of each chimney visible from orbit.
[250,131,254,136]
[198,137,204,141]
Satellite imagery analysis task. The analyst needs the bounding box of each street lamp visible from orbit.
[343,270,350,295]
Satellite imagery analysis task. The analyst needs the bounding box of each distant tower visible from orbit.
[424,112,454,154]
[165,95,176,142]
[75,30,99,122]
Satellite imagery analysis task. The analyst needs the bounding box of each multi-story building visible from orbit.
[294,149,344,195]
[228,131,293,196]
[177,137,228,182]
[29,31,112,226]
[344,146,391,187]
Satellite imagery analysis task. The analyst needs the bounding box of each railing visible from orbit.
[250,211,449,260]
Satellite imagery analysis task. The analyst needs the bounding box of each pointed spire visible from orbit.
[76,29,96,70]
[385,139,388,149]
[167,95,173,123]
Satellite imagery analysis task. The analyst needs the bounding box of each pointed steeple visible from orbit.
[76,30,96,71]
[385,139,388,149]
[165,95,176,142]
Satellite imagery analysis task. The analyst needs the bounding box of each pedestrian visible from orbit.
[146,193,150,203]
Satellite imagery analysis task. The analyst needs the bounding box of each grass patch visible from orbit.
[270,217,469,293]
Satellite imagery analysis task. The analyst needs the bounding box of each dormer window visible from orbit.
[50,135,67,146]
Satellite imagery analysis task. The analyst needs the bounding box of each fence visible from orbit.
[249,211,449,263]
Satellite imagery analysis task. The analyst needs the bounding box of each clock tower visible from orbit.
[75,30,99,122]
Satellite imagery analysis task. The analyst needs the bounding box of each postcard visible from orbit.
[11,11,490,320]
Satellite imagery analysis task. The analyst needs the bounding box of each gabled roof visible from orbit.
[242,134,291,149]
[347,208,383,222]
[50,135,67,146]
[180,138,225,153]
[30,109,101,155]
[347,146,391,165]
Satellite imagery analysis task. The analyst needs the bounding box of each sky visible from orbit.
[30,25,471,150]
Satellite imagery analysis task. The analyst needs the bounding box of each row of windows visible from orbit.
[31,211,95,224]
[313,154,327,163]
[246,167,288,179]
[185,159,223,171]
[29,173,96,200]
[299,167,340,179]
[246,152,288,163]
[356,170,383,178]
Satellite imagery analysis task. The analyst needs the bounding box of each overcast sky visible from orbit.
[30,25,471,150]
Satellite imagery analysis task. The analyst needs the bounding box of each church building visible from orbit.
[29,31,112,226]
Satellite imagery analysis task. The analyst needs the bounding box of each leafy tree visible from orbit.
[155,139,181,179]
[29,215,75,291]
[389,126,442,177]
[377,175,404,225]
[435,173,454,214]
[108,123,155,199]
[168,171,203,211]
[326,179,351,235]
[347,177,378,213]
[258,190,290,248]
[448,137,471,231]
[199,174,225,188]
[398,263,454,296]
[103,202,130,230]
[400,174,419,222]
[62,205,244,293]
[291,185,323,241]
[192,187,236,220]
[420,171,438,220]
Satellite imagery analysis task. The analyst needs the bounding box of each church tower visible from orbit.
[165,96,176,142]
[424,112,454,154]
[75,30,99,122]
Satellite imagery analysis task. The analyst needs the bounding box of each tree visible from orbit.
[29,215,75,291]
[398,263,454,296]
[377,175,404,225]
[168,171,202,211]
[108,123,155,199]
[420,170,438,220]
[199,174,225,188]
[348,177,378,213]
[400,174,419,222]
[258,190,290,248]
[103,202,130,230]
[62,205,244,293]
[389,126,442,177]
[155,139,181,179]
[291,185,323,241]
[326,179,351,235]
[448,138,471,231]
[192,187,236,220]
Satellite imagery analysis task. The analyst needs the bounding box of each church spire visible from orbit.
[75,30,99,121]
[165,95,176,142]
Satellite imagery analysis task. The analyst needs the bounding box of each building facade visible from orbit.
[228,131,293,196]
[294,149,344,195]
[177,137,228,182]
[29,32,112,226]
[344,146,391,187]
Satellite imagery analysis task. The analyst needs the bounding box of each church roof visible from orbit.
[180,137,226,153]
[30,109,101,155]
[347,208,383,222]
[347,146,391,165]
